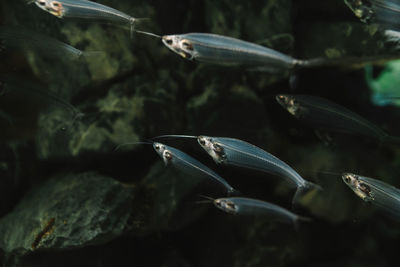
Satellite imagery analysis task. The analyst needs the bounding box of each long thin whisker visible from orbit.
[195,200,213,204]
[151,134,198,140]
[114,141,152,151]
[197,194,215,201]
[134,30,162,39]
[304,170,342,178]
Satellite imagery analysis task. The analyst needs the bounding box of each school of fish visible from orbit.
[2,0,400,237]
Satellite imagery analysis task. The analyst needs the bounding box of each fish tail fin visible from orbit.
[227,188,241,197]
[296,55,400,70]
[292,181,323,209]
[293,215,312,231]
[294,58,327,69]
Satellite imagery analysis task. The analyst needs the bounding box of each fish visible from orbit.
[135,30,400,73]
[275,94,400,144]
[128,141,239,195]
[344,0,375,23]
[152,135,322,205]
[345,0,400,29]
[31,0,142,34]
[0,26,99,60]
[0,74,84,122]
[159,32,327,72]
[133,30,324,72]
[132,28,400,81]
[342,172,400,220]
[211,196,311,227]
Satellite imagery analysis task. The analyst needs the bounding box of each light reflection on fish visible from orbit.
[276,94,400,144]
[151,142,239,195]
[342,173,400,220]
[212,196,311,227]
[31,0,142,33]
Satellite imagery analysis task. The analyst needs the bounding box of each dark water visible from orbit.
[1,0,400,266]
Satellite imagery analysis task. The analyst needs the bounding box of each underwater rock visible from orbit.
[204,0,292,41]
[35,69,184,158]
[0,172,143,257]
[186,83,271,138]
[0,144,20,218]
[232,220,307,267]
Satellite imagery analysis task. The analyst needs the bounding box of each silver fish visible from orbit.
[0,74,83,121]
[152,135,321,205]
[159,33,325,72]
[345,0,400,28]
[32,0,141,33]
[0,26,98,60]
[135,30,399,71]
[152,142,238,195]
[276,94,400,144]
[212,197,310,227]
[342,173,400,220]
[344,0,375,23]
[198,136,321,203]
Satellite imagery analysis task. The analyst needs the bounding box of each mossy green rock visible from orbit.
[0,172,141,256]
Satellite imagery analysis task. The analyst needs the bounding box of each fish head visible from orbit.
[34,0,48,10]
[342,172,359,188]
[162,35,195,60]
[275,94,301,117]
[213,198,238,215]
[197,136,226,164]
[344,0,374,23]
[34,0,64,17]
[153,142,172,166]
[48,1,64,17]
[342,173,373,201]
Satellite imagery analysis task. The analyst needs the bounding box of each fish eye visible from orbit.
[199,138,206,146]
[344,177,350,183]
[155,145,160,150]
[165,39,173,45]
[164,151,172,160]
